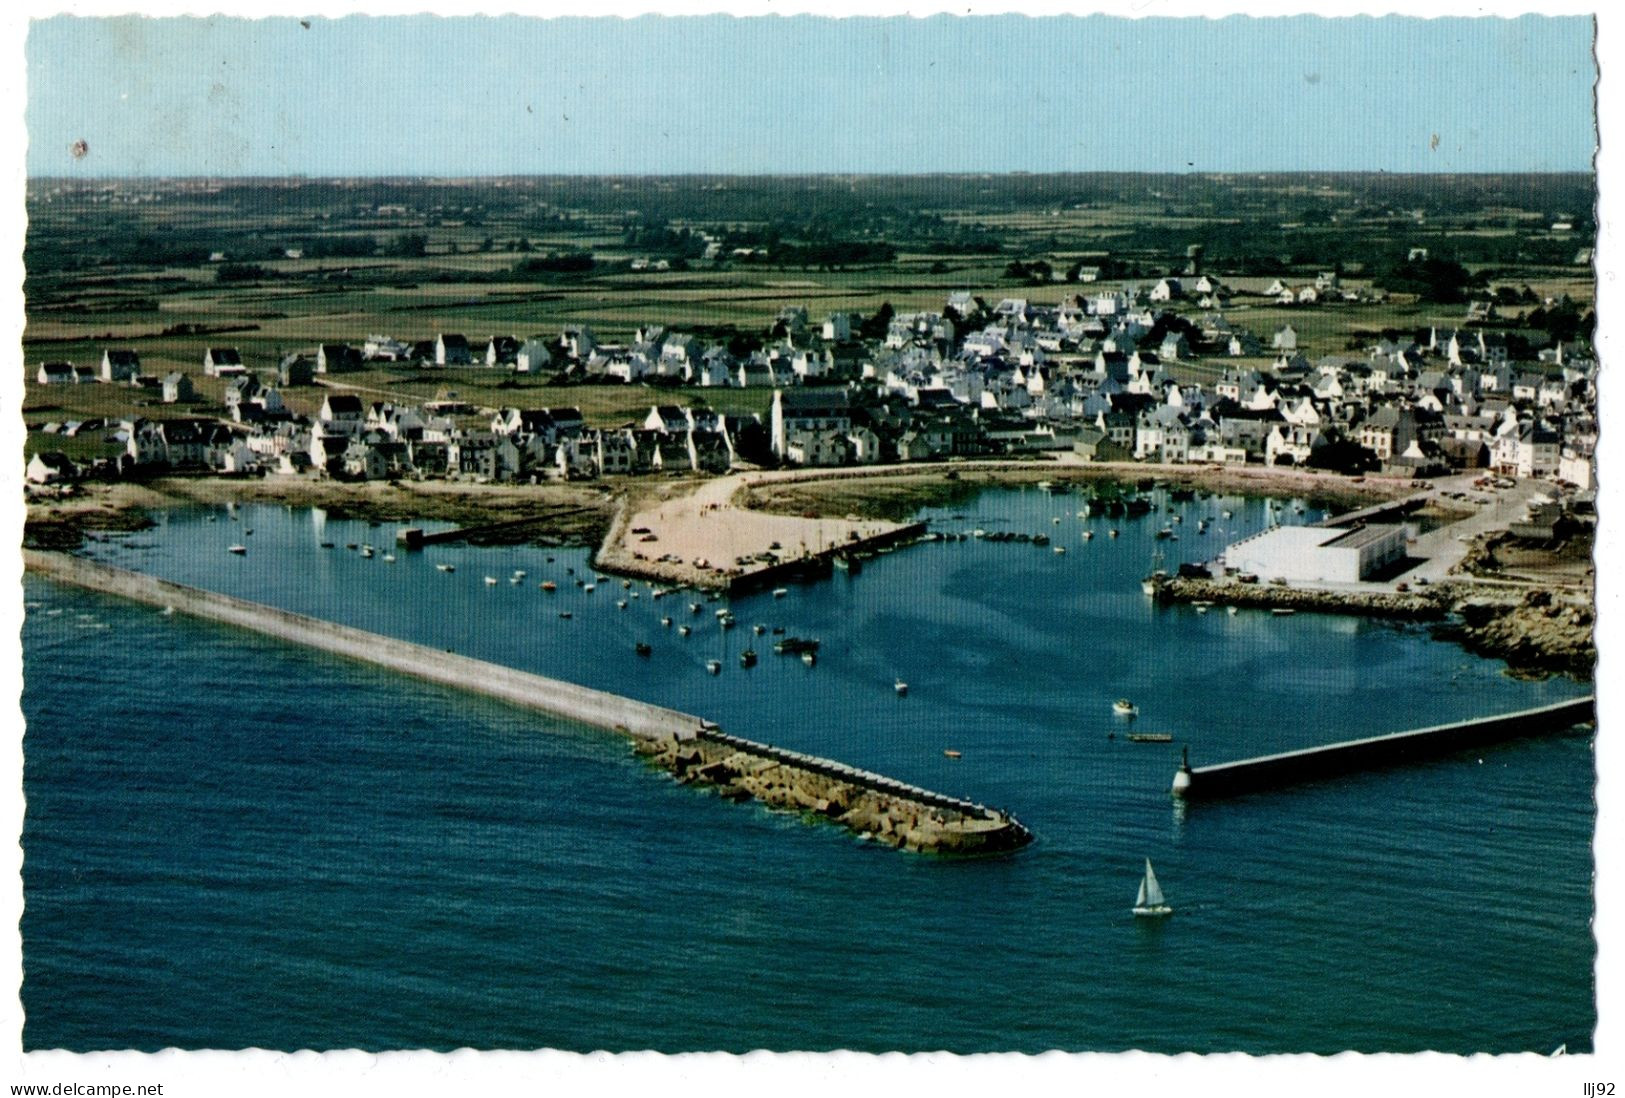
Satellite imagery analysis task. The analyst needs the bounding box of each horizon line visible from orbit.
[28,168,1599,183]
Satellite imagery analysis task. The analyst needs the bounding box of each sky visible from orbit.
[22,12,1599,177]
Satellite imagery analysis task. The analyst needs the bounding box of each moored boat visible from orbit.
[894,679,909,696]
[706,659,722,675]
[740,649,758,668]
[773,636,821,655]
[1113,698,1138,717]
[227,545,247,555]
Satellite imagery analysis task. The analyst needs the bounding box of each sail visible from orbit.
[1142,859,1165,907]
[1135,877,1148,907]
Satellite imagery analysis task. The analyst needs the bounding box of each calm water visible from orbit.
[22,487,1595,1052]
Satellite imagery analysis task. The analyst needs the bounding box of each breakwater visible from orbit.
[25,549,1030,854]
[724,521,928,595]
[1152,575,1450,619]
[397,507,596,548]
[636,729,1033,853]
[1171,696,1595,800]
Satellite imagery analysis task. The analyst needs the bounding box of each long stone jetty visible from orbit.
[26,550,1032,853]
[1171,696,1595,800]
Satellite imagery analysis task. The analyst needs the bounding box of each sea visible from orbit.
[20,485,1595,1053]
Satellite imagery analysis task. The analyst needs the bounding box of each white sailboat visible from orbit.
[1133,858,1173,918]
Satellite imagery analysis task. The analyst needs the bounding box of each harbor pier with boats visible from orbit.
[1171,696,1595,800]
[25,549,1030,854]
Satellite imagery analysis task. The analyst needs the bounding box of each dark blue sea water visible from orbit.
[22,487,1595,1052]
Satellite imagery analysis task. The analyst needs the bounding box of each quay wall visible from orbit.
[1173,696,1595,800]
[24,550,702,741]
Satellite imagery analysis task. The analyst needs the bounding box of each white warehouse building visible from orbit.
[1220,523,1409,584]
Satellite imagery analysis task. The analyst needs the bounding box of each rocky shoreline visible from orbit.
[634,731,1034,855]
[1434,591,1597,680]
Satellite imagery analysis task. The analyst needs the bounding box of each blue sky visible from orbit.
[25,14,1598,177]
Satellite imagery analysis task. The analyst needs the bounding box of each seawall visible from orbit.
[25,549,703,741]
[26,550,1033,854]
[1171,696,1595,800]
[637,730,1033,854]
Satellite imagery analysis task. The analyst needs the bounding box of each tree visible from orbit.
[391,233,428,258]
[1306,440,1380,475]
[859,302,895,341]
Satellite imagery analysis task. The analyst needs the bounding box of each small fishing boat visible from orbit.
[1113,698,1138,717]
[1194,604,1209,614]
[753,624,766,635]
[584,584,596,593]
[1053,546,1066,555]
[559,611,573,620]
[773,637,820,655]
[346,543,358,551]
[1227,606,1239,616]
[706,660,722,675]
[740,649,758,668]
[678,625,692,637]
[227,545,247,555]
[622,580,632,589]
[320,541,335,549]
[1108,529,1120,538]
[943,749,962,759]
[661,616,673,627]
[513,570,526,579]
[894,680,909,696]
[715,608,731,619]
[484,576,498,586]
[772,588,789,598]
[383,554,396,563]
[720,616,736,630]
[541,581,557,592]
[1133,859,1173,918]
[1155,526,1174,540]
[436,563,455,573]
[617,599,628,610]
[1081,530,1094,540]
[801,651,816,667]
[635,642,652,657]
[1221,509,1234,519]
[1127,732,1173,743]
[1271,608,1297,616]
[689,602,703,615]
